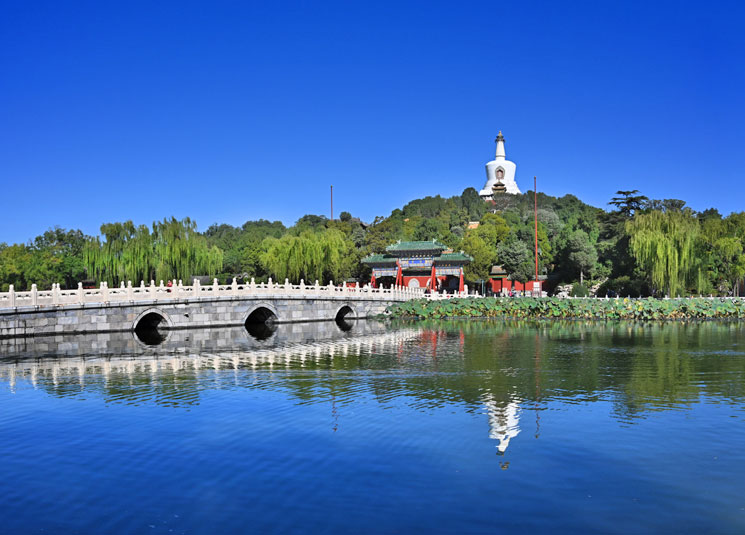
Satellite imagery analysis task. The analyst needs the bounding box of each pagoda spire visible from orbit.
[495,130,506,159]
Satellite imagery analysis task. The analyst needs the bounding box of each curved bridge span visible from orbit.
[0,279,463,339]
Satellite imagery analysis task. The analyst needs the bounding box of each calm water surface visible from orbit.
[1,320,744,534]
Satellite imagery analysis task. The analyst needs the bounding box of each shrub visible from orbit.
[571,284,589,297]
[597,276,647,298]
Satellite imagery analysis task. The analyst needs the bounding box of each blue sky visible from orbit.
[2,0,744,243]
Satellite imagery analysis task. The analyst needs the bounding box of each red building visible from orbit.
[362,240,472,292]
[488,265,545,296]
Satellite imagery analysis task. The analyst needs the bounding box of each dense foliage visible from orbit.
[1,187,744,296]
[84,218,223,285]
[388,297,745,320]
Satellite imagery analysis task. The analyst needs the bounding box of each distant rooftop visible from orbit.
[361,254,397,265]
[439,252,474,262]
[385,240,448,253]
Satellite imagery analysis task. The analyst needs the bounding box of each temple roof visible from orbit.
[385,240,448,253]
[490,265,507,276]
[362,250,472,265]
[439,252,474,262]
[361,254,397,265]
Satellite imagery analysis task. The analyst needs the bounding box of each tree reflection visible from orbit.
[1,321,743,424]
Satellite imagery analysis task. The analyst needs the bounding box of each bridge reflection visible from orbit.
[3,320,742,459]
[0,321,528,454]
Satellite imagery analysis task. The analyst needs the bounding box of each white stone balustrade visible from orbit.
[0,279,469,310]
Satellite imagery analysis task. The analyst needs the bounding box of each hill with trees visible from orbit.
[1,188,744,297]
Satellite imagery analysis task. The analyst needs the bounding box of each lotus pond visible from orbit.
[387,296,745,320]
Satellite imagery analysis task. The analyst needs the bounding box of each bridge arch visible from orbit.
[243,302,280,325]
[133,308,173,331]
[335,303,357,321]
[244,302,279,341]
[335,303,358,332]
[133,308,173,345]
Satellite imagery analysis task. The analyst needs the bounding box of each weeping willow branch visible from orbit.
[84,218,223,284]
[260,229,351,284]
[626,210,701,296]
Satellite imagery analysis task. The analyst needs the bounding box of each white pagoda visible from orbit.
[479,131,521,198]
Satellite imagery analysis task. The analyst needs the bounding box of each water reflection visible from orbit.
[482,393,521,454]
[244,319,278,341]
[2,320,744,534]
[2,320,744,432]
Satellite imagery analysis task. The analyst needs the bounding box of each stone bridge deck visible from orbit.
[0,279,464,339]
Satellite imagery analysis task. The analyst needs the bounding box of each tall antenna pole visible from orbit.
[330,185,333,221]
[534,176,538,286]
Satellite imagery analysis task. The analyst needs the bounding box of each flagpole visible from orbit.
[534,176,539,288]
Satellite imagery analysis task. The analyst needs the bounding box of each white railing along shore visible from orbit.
[0,278,470,310]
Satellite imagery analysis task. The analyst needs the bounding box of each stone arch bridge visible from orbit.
[0,279,460,339]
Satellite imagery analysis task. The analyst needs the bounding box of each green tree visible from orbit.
[713,237,745,295]
[460,213,510,280]
[85,218,222,284]
[497,240,534,283]
[260,229,352,284]
[608,190,649,216]
[567,229,598,285]
[0,243,32,291]
[461,233,494,280]
[29,227,89,288]
[626,210,701,296]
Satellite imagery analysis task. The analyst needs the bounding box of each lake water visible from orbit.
[1,320,744,534]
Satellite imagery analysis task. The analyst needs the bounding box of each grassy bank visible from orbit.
[387,297,745,320]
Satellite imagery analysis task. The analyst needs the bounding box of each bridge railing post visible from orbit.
[232,277,238,296]
[249,277,256,294]
[78,282,84,304]
[31,284,38,306]
[267,278,273,295]
[300,279,305,295]
[193,278,201,297]
[149,280,156,299]
[314,280,320,295]
[284,278,291,293]
[213,278,219,296]
[8,284,15,307]
[328,280,334,295]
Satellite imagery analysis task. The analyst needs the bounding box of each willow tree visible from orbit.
[84,221,154,284]
[626,210,702,296]
[151,217,223,283]
[84,218,222,284]
[260,229,350,284]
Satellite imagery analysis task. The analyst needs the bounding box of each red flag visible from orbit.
[458,268,464,293]
[430,264,437,292]
[396,261,403,288]
[370,272,376,288]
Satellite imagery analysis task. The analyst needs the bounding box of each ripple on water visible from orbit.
[1,321,745,533]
